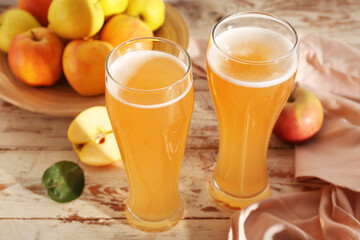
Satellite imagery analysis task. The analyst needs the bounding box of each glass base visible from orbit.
[208,178,271,212]
[125,201,184,233]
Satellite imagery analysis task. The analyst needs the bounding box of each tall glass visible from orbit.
[105,37,193,232]
[206,12,298,209]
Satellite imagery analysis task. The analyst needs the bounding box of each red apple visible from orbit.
[18,0,53,26]
[8,27,64,87]
[62,39,113,96]
[273,87,324,143]
[100,14,153,48]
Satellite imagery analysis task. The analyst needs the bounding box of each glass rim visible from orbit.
[105,37,192,93]
[211,11,299,65]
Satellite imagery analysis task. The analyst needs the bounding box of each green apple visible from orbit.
[126,0,165,31]
[100,0,129,18]
[0,9,41,53]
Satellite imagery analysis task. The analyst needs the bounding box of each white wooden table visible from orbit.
[1,0,359,239]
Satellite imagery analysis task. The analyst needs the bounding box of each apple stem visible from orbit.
[30,30,40,42]
[139,15,145,22]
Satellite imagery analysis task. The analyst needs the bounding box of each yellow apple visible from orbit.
[8,27,63,87]
[68,106,121,167]
[62,39,113,96]
[126,0,165,31]
[100,0,129,18]
[0,9,41,53]
[100,14,153,48]
[48,0,104,39]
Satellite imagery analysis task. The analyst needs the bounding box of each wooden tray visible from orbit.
[0,4,189,117]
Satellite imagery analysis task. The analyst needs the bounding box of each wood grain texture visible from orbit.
[168,0,360,48]
[0,219,230,240]
[0,0,358,239]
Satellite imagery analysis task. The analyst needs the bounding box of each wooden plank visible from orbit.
[168,0,360,49]
[0,148,325,219]
[0,90,291,151]
[0,0,354,238]
[0,219,230,240]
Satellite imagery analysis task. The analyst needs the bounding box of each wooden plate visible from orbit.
[0,4,189,117]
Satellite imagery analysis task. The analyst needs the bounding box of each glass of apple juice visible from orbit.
[206,12,299,210]
[105,37,193,232]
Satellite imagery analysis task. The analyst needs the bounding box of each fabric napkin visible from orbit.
[188,32,360,239]
[228,185,360,240]
[294,32,360,191]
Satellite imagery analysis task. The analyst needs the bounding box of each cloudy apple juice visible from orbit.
[207,23,298,209]
[105,41,193,232]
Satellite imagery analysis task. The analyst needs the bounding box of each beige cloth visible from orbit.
[228,185,360,240]
[295,32,360,191]
[188,32,360,239]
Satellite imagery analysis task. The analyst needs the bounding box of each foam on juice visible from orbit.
[106,50,192,109]
[207,27,297,88]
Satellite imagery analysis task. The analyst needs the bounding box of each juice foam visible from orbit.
[208,27,297,88]
[107,50,191,109]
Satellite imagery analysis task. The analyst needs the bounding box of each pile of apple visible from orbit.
[0,0,165,96]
